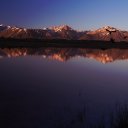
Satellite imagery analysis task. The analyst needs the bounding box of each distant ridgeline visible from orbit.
[0,24,128,42]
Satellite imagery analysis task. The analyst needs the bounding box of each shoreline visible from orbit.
[0,38,128,49]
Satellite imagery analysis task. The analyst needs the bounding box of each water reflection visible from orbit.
[1,47,128,127]
[0,47,128,63]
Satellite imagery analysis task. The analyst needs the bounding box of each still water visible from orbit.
[0,47,128,128]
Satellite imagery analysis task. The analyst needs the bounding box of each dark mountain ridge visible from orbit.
[1,24,128,42]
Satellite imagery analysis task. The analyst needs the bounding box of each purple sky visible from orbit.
[0,0,128,30]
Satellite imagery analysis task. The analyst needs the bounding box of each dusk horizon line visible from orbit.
[1,23,128,31]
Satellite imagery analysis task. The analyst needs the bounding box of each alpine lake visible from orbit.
[1,47,128,128]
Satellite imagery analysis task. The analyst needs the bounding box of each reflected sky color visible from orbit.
[1,52,128,127]
[1,48,128,64]
[0,0,128,30]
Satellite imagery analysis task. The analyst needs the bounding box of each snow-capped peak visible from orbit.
[23,28,27,32]
[7,26,11,29]
[43,27,49,30]
[103,26,117,32]
[50,25,73,32]
[96,26,117,32]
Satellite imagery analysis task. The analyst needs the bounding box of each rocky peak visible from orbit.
[96,26,117,33]
[61,25,72,30]
[50,25,72,32]
[103,26,117,32]
[43,27,49,30]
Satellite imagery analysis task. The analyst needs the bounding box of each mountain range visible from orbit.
[1,24,128,42]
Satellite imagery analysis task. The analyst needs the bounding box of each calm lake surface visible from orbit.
[0,47,128,128]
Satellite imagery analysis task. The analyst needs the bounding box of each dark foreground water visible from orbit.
[0,47,128,128]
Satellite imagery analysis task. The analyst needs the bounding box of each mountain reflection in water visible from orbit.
[0,47,128,63]
[1,47,128,127]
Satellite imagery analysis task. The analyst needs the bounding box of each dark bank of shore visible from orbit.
[0,38,128,49]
